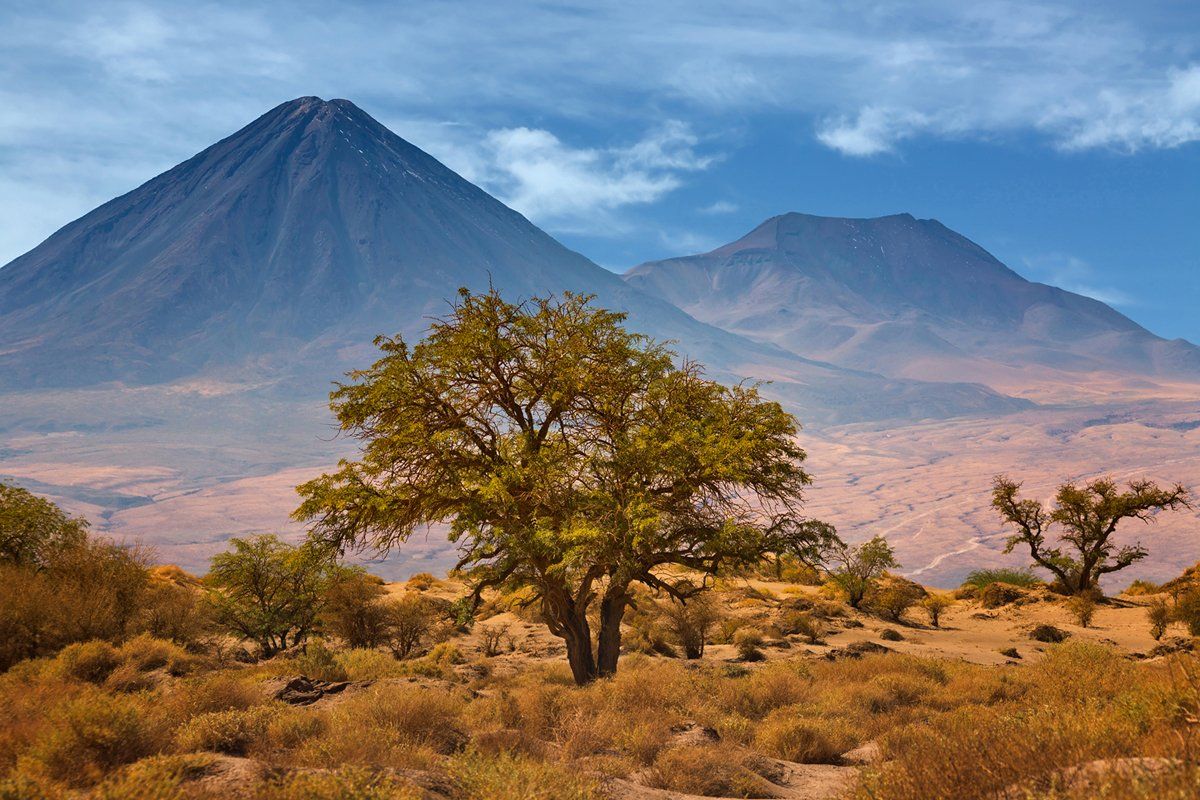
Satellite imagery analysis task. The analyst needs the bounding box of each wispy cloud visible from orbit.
[1022,254,1136,306]
[699,200,738,215]
[1,1,1199,261]
[427,122,714,231]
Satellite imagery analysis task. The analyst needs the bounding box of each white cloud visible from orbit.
[699,200,738,215]
[816,107,930,156]
[449,123,714,229]
[1022,255,1136,307]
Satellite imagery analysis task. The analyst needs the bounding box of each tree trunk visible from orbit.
[561,612,597,685]
[596,587,629,678]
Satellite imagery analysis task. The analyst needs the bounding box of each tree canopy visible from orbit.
[0,481,89,567]
[992,474,1190,594]
[295,288,837,683]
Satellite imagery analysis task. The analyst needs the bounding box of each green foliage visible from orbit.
[867,579,925,622]
[295,641,348,682]
[54,641,120,683]
[1066,592,1098,628]
[960,567,1041,590]
[321,568,390,648]
[1174,589,1200,636]
[0,536,151,671]
[28,690,155,786]
[0,482,88,568]
[992,475,1190,594]
[920,594,953,627]
[204,535,339,656]
[295,288,838,683]
[1147,598,1171,640]
[828,536,899,609]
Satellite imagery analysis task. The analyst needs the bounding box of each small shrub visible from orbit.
[117,634,194,675]
[28,690,157,786]
[999,647,1021,659]
[648,744,764,798]
[255,766,423,799]
[879,628,904,642]
[1029,624,1069,643]
[734,628,766,661]
[93,753,216,800]
[780,610,825,644]
[661,594,720,658]
[174,706,278,755]
[406,572,437,591]
[55,641,120,683]
[321,568,390,649]
[1147,598,1171,640]
[866,579,925,622]
[449,750,598,800]
[1067,592,1097,628]
[977,582,1028,609]
[478,625,506,657]
[1174,589,1200,636]
[295,641,349,682]
[384,594,437,659]
[1124,579,1162,596]
[961,568,1041,591]
[920,594,953,627]
[754,713,851,763]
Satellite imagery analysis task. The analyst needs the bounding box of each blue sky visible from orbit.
[2,1,1198,340]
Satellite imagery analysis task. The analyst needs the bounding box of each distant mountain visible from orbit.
[624,213,1200,391]
[0,99,1021,424]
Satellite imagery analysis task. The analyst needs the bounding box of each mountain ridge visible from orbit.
[624,211,1200,391]
[0,98,1023,425]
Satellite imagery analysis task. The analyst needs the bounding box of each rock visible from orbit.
[270,676,359,706]
[841,741,883,765]
[666,722,720,749]
[824,641,890,660]
[1132,636,1195,660]
[1029,624,1069,643]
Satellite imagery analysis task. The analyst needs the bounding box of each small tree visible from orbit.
[322,567,391,648]
[867,579,925,622]
[384,594,436,659]
[921,593,953,628]
[828,536,899,609]
[0,482,88,567]
[992,475,1189,595]
[295,289,839,684]
[1147,598,1171,640]
[1067,592,1097,628]
[205,535,338,656]
[660,592,720,659]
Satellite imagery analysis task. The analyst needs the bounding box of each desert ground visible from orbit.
[2,384,1197,586]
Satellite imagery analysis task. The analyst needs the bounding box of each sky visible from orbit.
[2,1,1198,341]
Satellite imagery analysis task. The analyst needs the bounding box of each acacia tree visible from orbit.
[992,475,1190,595]
[295,288,838,684]
[0,482,88,567]
[205,534,339,656]
[828,535,898,608]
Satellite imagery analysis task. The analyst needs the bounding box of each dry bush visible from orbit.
[117,634,196,676]
[138,579,207,646]
[1068,592,1098,628]
[754,711,854,763]
[255,766,424,800]
[320,569,390,649]
[879,628,904,642]
[478,625,506,657]
[25,689,159,786]
[734,628,766,662]
[647,744,769,798]
[867,579,926,622]
[449,751,598,800]
[1173,589,1200,635]
[1031,624,1070,643]
[977,581,1029,609]
[920,594,953,627]
[383,594,438,659]
[174,706,279,755]
[54,641,120,683]
[778,610,825,644]
[92,753,216,800]
[1147,599,1171,640]
[1123,579,1162,596]
[294,641,348,682]
[405,573,437,592]
[660,594,721,658]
